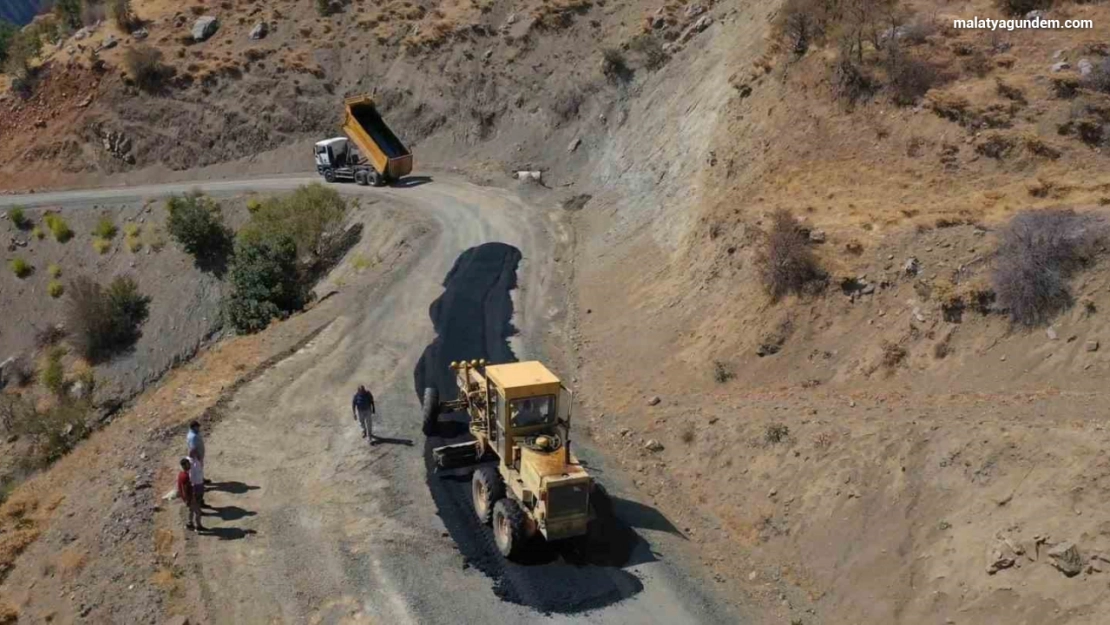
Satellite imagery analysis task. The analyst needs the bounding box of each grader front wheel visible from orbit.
[472,465,504,525]
[492,498,526,559]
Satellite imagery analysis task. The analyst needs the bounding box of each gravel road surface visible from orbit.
[1,175,742,624]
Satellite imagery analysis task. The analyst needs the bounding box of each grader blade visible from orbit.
[432,441,481,470]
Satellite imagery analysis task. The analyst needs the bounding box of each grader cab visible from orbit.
[421,360,596,558]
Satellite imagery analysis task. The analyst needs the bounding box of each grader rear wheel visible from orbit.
[472,466,504,525]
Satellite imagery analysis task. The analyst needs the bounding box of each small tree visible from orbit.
[316,0,331,17]
[107,0,134,30]
[53,0,83,29]
[7,206,29,229]
[225,234,304,334]
[124,45,172,92]
[165,192,233,273]
[756,209,826,301]
[0,19,18,66]
[241,184,348,260]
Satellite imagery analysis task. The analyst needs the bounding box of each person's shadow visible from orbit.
[205,506,257,522]
[206,481,260,495]
[203,527,257,541]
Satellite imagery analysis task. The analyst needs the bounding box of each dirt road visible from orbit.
[1,176,741,623]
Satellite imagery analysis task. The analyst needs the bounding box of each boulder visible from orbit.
[648,396,661,406]
[1050,62,1070,73]
[644,439,664,452]
[132,28,149,40]
[1086,340,1099,352]
[1047,542,1083,577]
[903,257,920,276]
[808,229,826,243]
[986,540,1016,574]
[192,16,219,42]
[684,4,705,18]
[1077,58,1093,76]
[249,21,268,40]
[98,35,118,51]
[567,137,581,152]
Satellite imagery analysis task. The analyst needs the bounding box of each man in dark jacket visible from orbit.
[353,385,376,443]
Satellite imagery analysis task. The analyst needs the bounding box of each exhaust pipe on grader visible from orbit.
[422,359,600,559]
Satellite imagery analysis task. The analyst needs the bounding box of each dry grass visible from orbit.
[756,209,825,301]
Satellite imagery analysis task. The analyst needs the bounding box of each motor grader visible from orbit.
[421,359,596,559]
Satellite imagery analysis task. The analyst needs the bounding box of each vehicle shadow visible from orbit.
[372,436,414,447]
[391,175,433,189]
[205,505,258,522]
[206,481,260,495]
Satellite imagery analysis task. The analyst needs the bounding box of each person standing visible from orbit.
[352,385,377,443]
[188,448,206,508]
[187,421,207,480]
[178,458,205,532]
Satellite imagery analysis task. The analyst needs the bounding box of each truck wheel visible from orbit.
[371,171,386,187]
[492,498,527,558]
[421,387,439,436]
[324,169,336,183]
[355,170,367,186]
[472,465,505,525]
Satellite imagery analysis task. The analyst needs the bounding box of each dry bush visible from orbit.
[992,209,1105,326]
[66,275,151,362]
[1084,58,1110,94]
[927,91,972,123]
[1023,134,1061,159]
[995,79,1025,104]
[900,17,937,45]
[601,48,632,84]
[34,324,67,348]
[4,355,35,388]
[765,423,790,444]
[712,360,735,383]
[833,55,877,106]
[881,341,907,369]
[774,0,829,55]
[888,54,941,106]
[107,0,134,30]
[961,50,992,78]
[975,132,1016,159]
[1051,74,1081,99]
[680,423,695,444]
[629,34,667,70]
[757,209,825,301]
[994,0,1052,16]
[124,45,173,93]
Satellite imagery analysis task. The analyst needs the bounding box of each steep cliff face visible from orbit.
[0,0,45,26]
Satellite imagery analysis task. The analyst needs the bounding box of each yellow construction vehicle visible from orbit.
[422,360,596,559]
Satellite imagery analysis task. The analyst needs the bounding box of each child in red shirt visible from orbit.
[178,458,205,532]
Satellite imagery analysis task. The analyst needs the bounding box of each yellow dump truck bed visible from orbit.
[342,95,413,181]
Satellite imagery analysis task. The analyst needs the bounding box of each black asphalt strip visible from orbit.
[414,242,647,614]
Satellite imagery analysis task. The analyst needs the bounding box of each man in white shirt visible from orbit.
[186,421,206,480]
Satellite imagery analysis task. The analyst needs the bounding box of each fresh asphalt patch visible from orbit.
[413,242,648,614]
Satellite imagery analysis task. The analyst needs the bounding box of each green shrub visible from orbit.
[241,184,349,260]
[246,198,263,214]
[165,192,233,271]
[125,235,142,253]
[65,275,151,362]
[107,0,134,30]
[47,263,62,278]
[93,216,117,239]
[0,20,17,67]
[31,226,44,240]
[124,45,172,93]
[123,223,140,238]
[7,206,28,229]
[44,214,73,242]
[225,234,304,334]
[9,257,31,278]
[42,346,65,395]
[92,237,111,254]
[47,280,64,298]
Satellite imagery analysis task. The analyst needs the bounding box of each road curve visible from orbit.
[0,175,742,624]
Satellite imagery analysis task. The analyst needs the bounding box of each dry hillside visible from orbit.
[3,0,1110,622]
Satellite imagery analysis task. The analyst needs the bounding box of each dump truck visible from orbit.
[314,95,413,187]
[422,359,598,559]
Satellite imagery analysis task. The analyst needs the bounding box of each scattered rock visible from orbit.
[651,15,665,29]
[133,28,149,40]
[1086,340,1099,352]
[99,35,118,50]
[1050,62,1070,73]
[619,427,631,437]
[768,488,777,498]
[1047,542,1083,577]
[861,284,875,295]
[808,229,826,243]
[986,540,1016,574]
[648,396,661,406]
[1078,58,1093,76]
[748,570,758,581]
[644,439,664,452]
[568,137,581,152]
[484,49,492,59]
[1046,327,1057,341]
[515,170,542,182]
[192,16,219,42]
[903,257,920,276]
[249,21,268,40]
[684,4,705,18]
